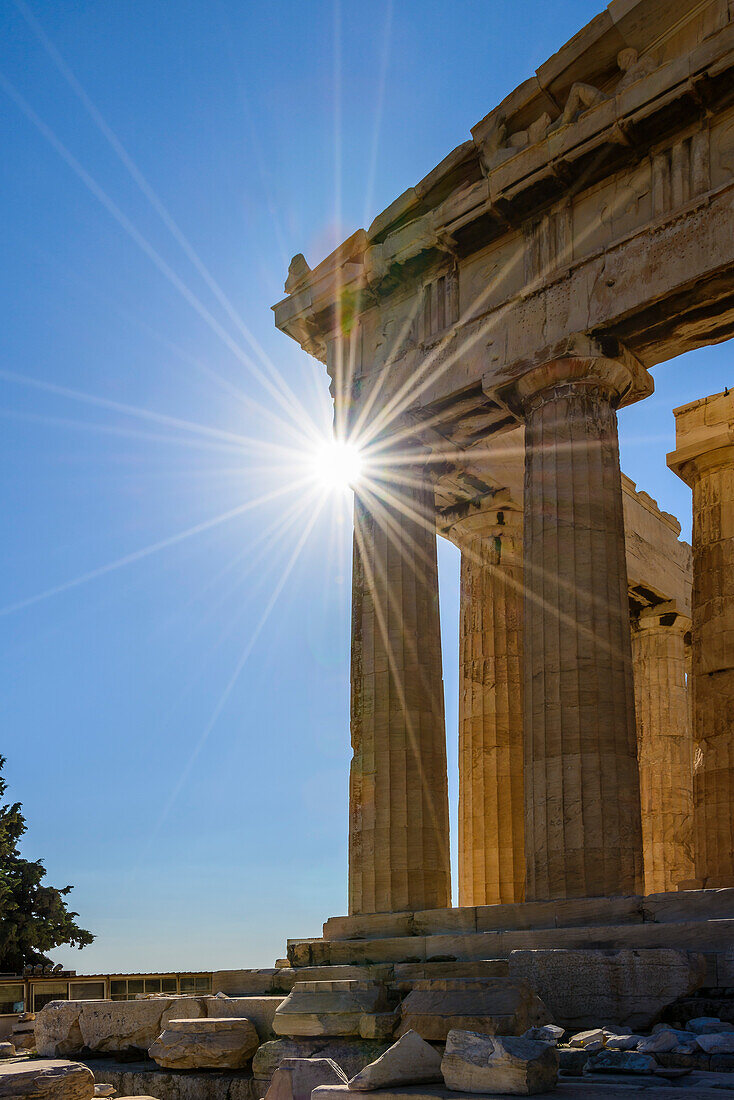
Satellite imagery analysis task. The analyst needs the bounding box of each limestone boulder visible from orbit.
[265,1057,347,1100]
[637,1028,692,1053]
[397,979,548,1042]
[696,1032,734,1053]
[689,1017,734,1033]
[568,1029,604,1051]
[441,1029,559,1096]
[348,1031,443,1090]
[148,1016,260,1069]
[37,998,209,1057]
[508,949,706,1030]
[0,1058,95,1099]
[274,982,386,1039]
[587,1050,657,1074]
[0,1045,14,1059]
[522,1025,564,1044]
[605,1033,642,1050]
[253,1038,391,1091]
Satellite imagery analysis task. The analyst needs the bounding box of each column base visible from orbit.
[285,889,734,986]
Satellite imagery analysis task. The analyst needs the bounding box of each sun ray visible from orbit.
[0,71,327,446]
[356,145,634,449]
[10,0,317,441]
[0,476,312,618]
[147,492,328,836]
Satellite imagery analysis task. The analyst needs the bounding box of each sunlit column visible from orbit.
[445,505,525,906]
[668,389,734,888]
[348,457,451,914]
[632,605,695,894]
[516,357,645,900]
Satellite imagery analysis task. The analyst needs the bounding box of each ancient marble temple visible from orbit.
[274,0,734,917]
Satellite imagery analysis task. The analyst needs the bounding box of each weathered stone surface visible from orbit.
[632,605,695,894]
[253,1039,391,1091]
[508,948,706,1029]
[695,1033,734,1054]
[92,1087,114,1098]
[0,1059,94,1099]
[205,996,284,1040]
[266,1058,347,1100]
[12,1014,36,1052]
[349,478,451,915]
[148,1016,259,1070]
[358,1015,398,1041]
[86,1058,253,1100]
[587,1050,657,1074]
[604,1033,642,1050]
[447,506,525,907]
[36,1003,85,1057]
[348,1031,442,1091]
[669,390,734,890]
[557,1048,587,1076]
[274,983,386,1039]
[568,1030,604,1051]
[689,1017,734,1034]
[0,1046,14,1059]
[398,979,547,1041]
[637,1028,692,1053]
[522,1025,564,1044]
[441,1028,559,1095]
[36,998,213,1057]
[520,360,645,901]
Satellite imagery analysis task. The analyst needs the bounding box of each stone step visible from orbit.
[318,888,734,942]
[214,960,510,998]
[286,919,734,987]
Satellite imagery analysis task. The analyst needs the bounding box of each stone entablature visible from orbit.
[274,0,734,437]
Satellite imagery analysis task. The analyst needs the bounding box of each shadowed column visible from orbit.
[446,506,525,906]
[516,357,644,900]
[349,464,451,914]
[632,606,695,894]
[668,390,734,888]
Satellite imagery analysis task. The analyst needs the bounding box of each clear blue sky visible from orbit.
[1,0,730,975]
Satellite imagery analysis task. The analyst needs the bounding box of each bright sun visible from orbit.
[312,438,364,491]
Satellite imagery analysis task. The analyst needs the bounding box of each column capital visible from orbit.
[439,497,522,552]
[490,335,653,414]
[513,355,646,414]
[667,389,734,487]
[633,602,692,638]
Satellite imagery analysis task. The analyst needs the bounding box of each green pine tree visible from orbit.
[0,756,93,972]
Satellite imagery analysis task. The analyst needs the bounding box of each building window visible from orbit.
[32,982,69,1012]
[69,981,106,1001]
[0,984,25,1015]
[110,976,180,1000]
[179,975,212,995]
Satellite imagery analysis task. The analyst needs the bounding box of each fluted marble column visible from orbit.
[517,357,644,900]
[447,506,525,907]
[668,390,734,888]
[349,463,451,914]
[632,606,695,894]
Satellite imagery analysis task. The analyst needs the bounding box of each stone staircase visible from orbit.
[276,889,734,990]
